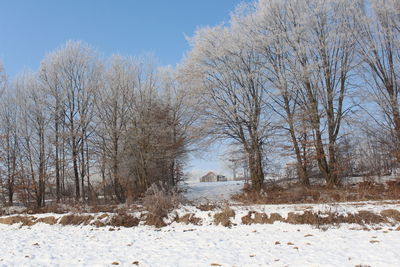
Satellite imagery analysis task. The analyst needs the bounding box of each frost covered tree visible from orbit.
[94,55,136,202]
[254,0,358,186]
[15,72,50,207]
[355,0,400,164]
[237,0,314,185]
[181,0,360,188]
[180,24,274,191]
[39,54,67,202]
[41,41,102,201]
[0,88,19,205]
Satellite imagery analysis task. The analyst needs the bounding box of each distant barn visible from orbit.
[200,172,227,182]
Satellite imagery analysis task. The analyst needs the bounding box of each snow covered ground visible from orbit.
[1,222,399,266]
[185,180,244,203]
[1,181,400,266]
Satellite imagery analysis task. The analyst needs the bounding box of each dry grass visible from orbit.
[0,206,397,229]
[380,209,400,221]
[36,216,57,225]
[176,213,202,225]
[214,206,235,227]
[241,211,284,225]
[97,214,109,220]
[232,179,400,205]
[21,202,142,216]
[109,213,139,227]
[240,209,397,227]
[58,214,94,226]
[0,215,37,226]
[196,203,217,211]
[143,183,183,228]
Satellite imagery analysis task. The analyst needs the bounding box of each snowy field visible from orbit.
[1,222,399,266]
[185,180,244,203]
[1,181,400,266]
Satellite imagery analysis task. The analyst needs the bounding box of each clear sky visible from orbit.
[0,0,245,76]
[0,0,247,180]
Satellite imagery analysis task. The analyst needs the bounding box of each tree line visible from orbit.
[0,42,197,207]
[179,0,400,190]
[1,0,399,207]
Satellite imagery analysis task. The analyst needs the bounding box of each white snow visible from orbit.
[0,222,399,266]
[185,180,244,203]
[1,181,400,266]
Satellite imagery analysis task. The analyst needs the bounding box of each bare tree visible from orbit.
[159,66,199,186]
[355,0,400,163]
[0,89,18,205]
[241,0,313,185]
[94,55,136,202]
[260,0,358,186]
[180,24,274,191]
[43,41,102,201]
[14,72,50,207]
[40,55,67,202]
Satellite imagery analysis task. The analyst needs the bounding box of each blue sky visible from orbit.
[0,0,247,179]
[0,0,245,77]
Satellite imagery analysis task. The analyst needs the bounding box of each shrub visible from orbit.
[176,213,202,225]
[109,213,139,227]
[143,183,183,227]
[214,205,235,227]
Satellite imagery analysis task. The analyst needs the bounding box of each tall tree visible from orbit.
[355,0,400,163]
[94,55,136,202]
[40,56,66,202]
[180,25,273,191]
[256,0,357,186]
[42,41,102,201]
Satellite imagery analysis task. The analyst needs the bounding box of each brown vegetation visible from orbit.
[176,213,202,225]
[196,203,217,211]
[232,180,400,205]
[0,215,37,226]
[213,206,235,227]
[240,210,395,227]
[241,211,283,224]
[143,184,183,228]
[58,215,94,226]
[36,216,57,225]
[109,213,139,227]
[0,205,399,229]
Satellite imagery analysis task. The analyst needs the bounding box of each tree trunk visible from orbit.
[248,147,264,191]
[72,136,80,201]
[55,117,60,202]
[80,139,86,202]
